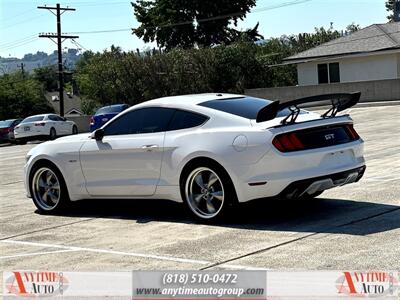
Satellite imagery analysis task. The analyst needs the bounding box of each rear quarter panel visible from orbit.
[160,119,274,202]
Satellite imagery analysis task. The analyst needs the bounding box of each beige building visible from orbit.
[284,23,400,86]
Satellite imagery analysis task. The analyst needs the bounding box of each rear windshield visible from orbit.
[21,116,44,123]
[198,97,306,119]
[0,120,15,127]
[95,105,127,115]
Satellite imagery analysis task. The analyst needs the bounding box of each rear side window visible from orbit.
[198,97,272,119]
[0,120,14,127]
[21,116,44,123]
[95,105,127,115]
[168,110,208,131]
[104,107,175,135]
[199,96,306,120]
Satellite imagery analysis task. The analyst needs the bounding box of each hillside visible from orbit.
[0,48,81,74]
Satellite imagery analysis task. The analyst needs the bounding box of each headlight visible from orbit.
[25,155,32,163]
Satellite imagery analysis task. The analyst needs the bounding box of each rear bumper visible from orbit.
[0,134,10,142]
[14,130,47,140]
[276,165,366,199]
[230,139,365,202]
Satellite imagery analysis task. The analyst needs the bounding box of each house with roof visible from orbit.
[45,91,84,116]
[284,23,400,86]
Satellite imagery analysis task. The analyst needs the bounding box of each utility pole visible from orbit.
[37,4,78,116]
[18,63,25,78]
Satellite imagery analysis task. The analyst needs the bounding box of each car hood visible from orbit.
[27,133,91,158]
[55,132,91,142]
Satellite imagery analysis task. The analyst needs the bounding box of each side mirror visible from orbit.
[61,117,67,121]
[91,128,104,141]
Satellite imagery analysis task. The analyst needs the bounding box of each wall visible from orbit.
[297,53,399,86]
[297,63,318,86]
[66,115,91,133]
[397,53,400,79]
[245,79,400,103]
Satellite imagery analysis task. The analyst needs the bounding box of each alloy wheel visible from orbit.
[185,167,225,219]
[32,167,61,211]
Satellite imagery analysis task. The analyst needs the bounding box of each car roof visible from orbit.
[100,104,127,108]
[143,93,244,107]
[23,114,55,119]
[25,114,47,117]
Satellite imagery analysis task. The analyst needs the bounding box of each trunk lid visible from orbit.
[253,111,358,152]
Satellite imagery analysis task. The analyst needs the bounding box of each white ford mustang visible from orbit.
[24,93,366,220]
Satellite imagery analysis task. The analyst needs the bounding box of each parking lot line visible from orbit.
[0,239,263,270]
[0,249,80,259]
[1,239,211,265]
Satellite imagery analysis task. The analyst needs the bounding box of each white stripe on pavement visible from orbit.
[0,239,260,270]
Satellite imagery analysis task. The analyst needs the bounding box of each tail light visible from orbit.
[35,122,46,126]
[345,124,360,140]
[273,123,360,153]
[14,125,20,130]
[90,117,94,126]
[272,132,304,152]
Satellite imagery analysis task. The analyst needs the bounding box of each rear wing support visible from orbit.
[255,92,361,124]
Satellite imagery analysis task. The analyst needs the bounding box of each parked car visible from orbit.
[90,104,129,131]
[24,93,365,221]
[14,114,78,144]
[0,118,23,143]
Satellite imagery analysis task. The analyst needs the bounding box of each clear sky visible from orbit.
[0,0,389,58]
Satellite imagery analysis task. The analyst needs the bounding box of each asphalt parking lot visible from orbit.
[0,105,399,273]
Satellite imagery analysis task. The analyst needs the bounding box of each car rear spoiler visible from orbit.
[256,92,361,124]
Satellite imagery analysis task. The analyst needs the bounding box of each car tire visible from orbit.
[72,125,78,135]
[180,161,237,221]
[49,127,56,140]
[29,162,70,214]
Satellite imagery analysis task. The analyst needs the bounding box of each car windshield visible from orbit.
[198,97,305,120]
[21,116,44,123]
[95,105,126,115]
[0,120,15,127]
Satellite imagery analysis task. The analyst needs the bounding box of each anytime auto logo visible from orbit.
[336,271,398,297]
[5,271,69,297]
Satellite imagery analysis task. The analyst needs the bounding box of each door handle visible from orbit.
[141,145,159,151]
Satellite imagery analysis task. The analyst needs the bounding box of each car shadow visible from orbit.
[39,196,400,236]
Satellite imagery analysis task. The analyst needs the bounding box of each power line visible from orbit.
[0,38,39,51]
[71,39,88,52]
[0,15,45,30]
[0,34,38,48]
[253,0,312,13]
[64,0,314,35]
[64,0,126,6]
[67,1,127,7]
[67,28,131,34]
[1,8,36,22]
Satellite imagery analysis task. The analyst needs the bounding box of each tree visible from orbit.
[33,66,58,91]
[386,0,395,21]
[131,0,258,49]
[345,23,361,34]
[0,72,54,120]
